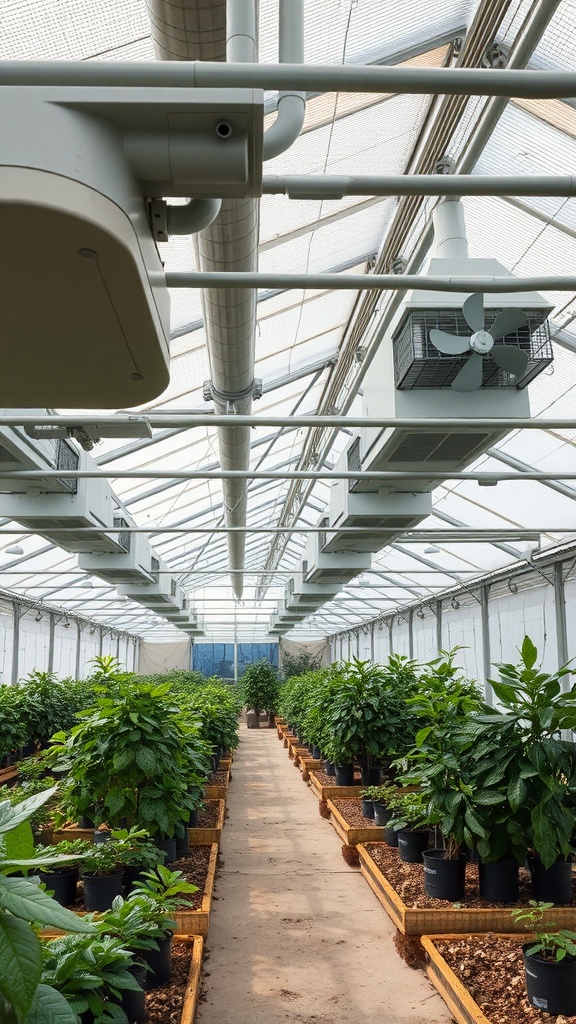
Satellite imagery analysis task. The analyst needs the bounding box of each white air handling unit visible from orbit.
[350,199,552,495]
[79,531,159,586]
[284,571,340,610]
[118,563,183,613]
[0,416,81,495]
[302,530,372,586]
[1,453,129,555]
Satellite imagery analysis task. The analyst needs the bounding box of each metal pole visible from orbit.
[408,608,414,660]
[7,414,576,430]
[165,271,576,291]
[554,561,569,676]
[435,599,442,655]
[11,601,19,685]
[48,612,55,673]
[480,585,492,706]
[4,468,576,481]
[233,605,238,684]
[75,622,82,680]
[262,173,576,198]
[2,62,576,97]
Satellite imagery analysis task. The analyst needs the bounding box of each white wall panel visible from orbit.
[488,584,556,674]
[52,625,77,679]
[444,600,483,682]
[389,618,410,658]
[79,632,100,679]
[18,613,51,679]
[358,628,372,659]
[563,577,576,665]
[373,623,391,665]
[413,618,437,664]
[0,601,14,684]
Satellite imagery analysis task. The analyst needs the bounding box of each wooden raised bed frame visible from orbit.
[308,771,363,801]
[421,934,535,1024]
[358,843,575,936]
[51,799,226,849]
[204,766,231,801]
[327,799,385,846]
[175,935,204,1024]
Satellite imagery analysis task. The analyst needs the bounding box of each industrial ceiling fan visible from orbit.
[429,293,529,392]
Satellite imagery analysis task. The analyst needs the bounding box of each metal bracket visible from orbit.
[482,43,509,70]
[148,199,169,243]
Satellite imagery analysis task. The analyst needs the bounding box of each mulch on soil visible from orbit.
[313,770,363,786]
[434,934,576,1024]
[207,768,228,786]
[145,940,193,1024]
[366,842,576,910]
[197,801,220,828]
[332,798,382,826]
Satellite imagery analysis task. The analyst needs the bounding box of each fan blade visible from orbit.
[492,345,529,378]
[490,308,528,341]
[429,329,470,355]
[463,293,484,333]
[452,352,484,392]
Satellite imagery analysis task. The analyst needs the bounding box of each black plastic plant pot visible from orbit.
[478,855,519,903]
[529,856,573,904]
[176,827,190,856]
[312,745,322,760]
[324,760,336,777]
[384,824,399,847]
[38,866,79,907]
[334,764,355,786]
[141,932,173,990]
[422,849,466,901]
[155,836,177,865]
[124,864,147,893]
[373,803,392,828]
[523,946,576,1015]
[361,765,381,786]
[93,829,113,845]
[113,965,147,1024]
[361,797,374,819]
[397,828,430,863]
[82,871,124,911]
[188,808,199,828]
[78,816,95,829]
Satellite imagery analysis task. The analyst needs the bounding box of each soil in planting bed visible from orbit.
[206,768,228,787]
[367,842,576,910]
[332,798,384,826]
[145,939,193,1024]
[197,801,220,828]
[313,769,364,786]
[433,934,576,1024]
[63,846,213,912]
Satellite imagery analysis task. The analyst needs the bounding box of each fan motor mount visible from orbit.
[470,330,494,354]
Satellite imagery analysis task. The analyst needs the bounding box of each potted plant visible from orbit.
[361,782,398,828]
[386,791,431,863]
[35,837,92,906]
[80,838,130,911]
[0,787,95,1024]
[50,681,203,845]
[127,864,199,989]
[512,901,576,1015]
[39,932,143,1023]
[468,636,576,903]
[240,659,280,727]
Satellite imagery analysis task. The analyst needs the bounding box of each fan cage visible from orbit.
[55,439,79,493]
[393,308,552,389]
[113,516,131,554]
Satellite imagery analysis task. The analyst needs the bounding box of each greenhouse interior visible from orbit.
[2,1,576,1022]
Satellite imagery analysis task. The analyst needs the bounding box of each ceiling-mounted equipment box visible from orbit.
[302,531,372,586]
[284,572,340,610]
[118,566,182,613]
[79,533,159,586]
[0,418,81,495]
[1,454,129,555]
[0,86,263,407]
[323,470,433,553]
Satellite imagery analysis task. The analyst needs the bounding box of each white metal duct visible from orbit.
[145,0,256,601]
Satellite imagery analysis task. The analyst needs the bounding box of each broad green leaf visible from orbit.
[474,790,506,806]
[464,809,488,839]
[3,822,35,864]
[508,777,527,813]
[521,635,538,670]
[489,681,518,706]
[23,985,79,1024]
[0,913,42,1022]
[0,877,94,932]
[0,789,58,835]
[135,748,157,775]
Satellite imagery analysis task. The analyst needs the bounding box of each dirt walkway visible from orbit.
[197,726,452,1024]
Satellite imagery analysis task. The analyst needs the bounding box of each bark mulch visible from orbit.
[433,934,576,1024]
[197,801,220,828]
[145,939,194,1024]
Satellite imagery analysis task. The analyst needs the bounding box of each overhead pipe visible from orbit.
[3,415,576,430]
[263,0,305,161]
[165,270,576,291]
[3,62,576,98]
[6,468,576,482]
[167,198,222,235]
[262,173,576,198]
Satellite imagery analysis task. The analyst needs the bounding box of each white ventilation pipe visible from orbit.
[167,198,222,236]
[431,197,469,260]
[145,0,305,600]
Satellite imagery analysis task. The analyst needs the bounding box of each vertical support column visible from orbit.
[408,608,414,660]
[99,627,103,656]
[116,634,121,663]
[554,561,569,684]
[481,584,493,706]
[370,622,375,662]
[75,622,82,680]
[435,599,442,654]
[48,612,55,673]
[388,618,394,657]
[233,604,238,684]
[11,600,20,685]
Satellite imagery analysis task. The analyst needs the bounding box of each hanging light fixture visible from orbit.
[508,578,518,594]
[451,597,460,610]
[34,612,43,622]
[425,545,440,554]
[417,608,425,619]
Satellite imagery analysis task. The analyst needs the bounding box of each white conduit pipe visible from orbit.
[263,0,305,161]
[167,198,222,235]
[165,271,576,291]
[261,173,576,198]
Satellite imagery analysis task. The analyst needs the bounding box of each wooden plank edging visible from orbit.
[421,935,493,1024]
[327,800,386,846]
[177,935,204,1024]
[189,800,225,846]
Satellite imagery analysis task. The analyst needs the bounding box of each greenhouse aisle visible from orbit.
[197,727,452,1024]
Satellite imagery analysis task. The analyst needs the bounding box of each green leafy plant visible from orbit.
[512,901,576,962]
[96,893,174,953]
[50,682,202,838]
[280,649,323,679]
[0,787,94,1024]
[386,791,431,832]
[35,838,92,872]
[130,863,199,913]
[0,685,28,763]
[240,660,280,720]
[360,782,398,805]
[39,932,141,1022]
[466,636,576,867]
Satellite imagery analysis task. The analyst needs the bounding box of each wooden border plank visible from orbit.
[327,800,386,846]
[177,935,204,1024]
[188,800,225,847]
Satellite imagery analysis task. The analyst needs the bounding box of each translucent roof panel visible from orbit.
[4,1,576,643]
